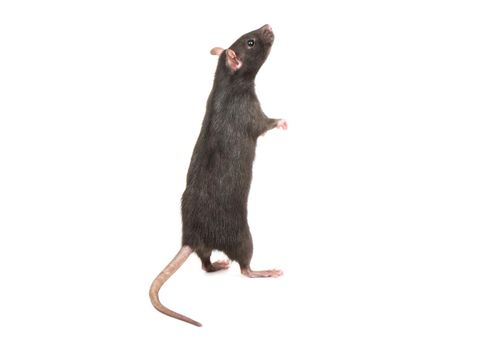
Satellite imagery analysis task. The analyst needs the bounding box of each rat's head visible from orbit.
[211,24,274,80]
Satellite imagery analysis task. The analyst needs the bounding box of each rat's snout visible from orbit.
[260,24,274,43]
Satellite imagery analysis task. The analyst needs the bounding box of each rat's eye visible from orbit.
[247,39,255,47]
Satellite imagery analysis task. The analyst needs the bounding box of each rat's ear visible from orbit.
[225,49,242,72]
[210,47,224,56]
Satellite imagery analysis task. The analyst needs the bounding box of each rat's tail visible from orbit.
[149,245,202,327]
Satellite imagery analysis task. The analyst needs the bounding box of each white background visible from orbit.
[1,0,482,349]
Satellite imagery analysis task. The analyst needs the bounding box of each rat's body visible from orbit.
[150,24,287,327]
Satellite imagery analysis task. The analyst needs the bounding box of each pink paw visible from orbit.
[277,119,288,130]
[212,260,231,270]
[241,268,284,278]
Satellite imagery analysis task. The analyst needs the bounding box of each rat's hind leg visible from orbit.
[196,249,231,273]
[234,229,283,278]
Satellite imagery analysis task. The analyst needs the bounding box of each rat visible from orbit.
[149,24,288,327]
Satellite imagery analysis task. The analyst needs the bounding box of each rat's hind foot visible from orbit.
[203,259,231,273]
[241,267,283,278]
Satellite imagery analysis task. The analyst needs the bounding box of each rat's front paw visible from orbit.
[276,119,288,130]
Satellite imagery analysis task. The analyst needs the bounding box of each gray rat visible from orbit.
[150,24,287,327]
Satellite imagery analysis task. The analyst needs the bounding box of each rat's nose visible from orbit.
[260,24,274,43]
